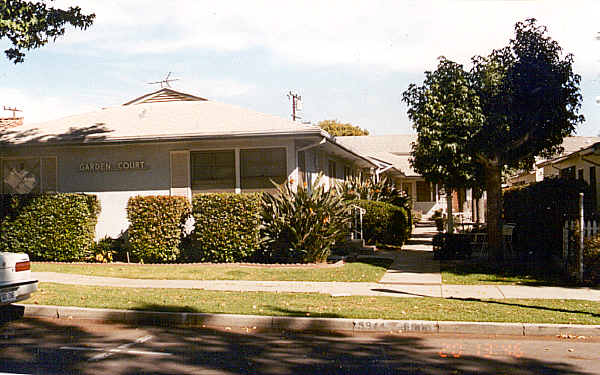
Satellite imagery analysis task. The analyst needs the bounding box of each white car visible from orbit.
[0,252,38,305]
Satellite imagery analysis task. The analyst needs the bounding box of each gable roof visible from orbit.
[335,135,419,176]
[123,88,207,105]
[1,93,324,146]
[535,136,600,167]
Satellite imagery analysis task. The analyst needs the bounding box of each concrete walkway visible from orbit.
[378,223,441,285]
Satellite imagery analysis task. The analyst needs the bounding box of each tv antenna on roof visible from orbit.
[148,72,180,88]
[3,106,22,118]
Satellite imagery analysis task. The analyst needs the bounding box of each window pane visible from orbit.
[191,150,235,191]
[416,181,431,202]
[241,148,286,190]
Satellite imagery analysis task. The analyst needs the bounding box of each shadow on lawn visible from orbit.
[371,288,600,320]
[1,305,593,375]
[441,259,598,288]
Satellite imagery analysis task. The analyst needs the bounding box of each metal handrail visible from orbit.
[350,204,365,240]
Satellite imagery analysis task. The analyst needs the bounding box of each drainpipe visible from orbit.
[296,138,326,190]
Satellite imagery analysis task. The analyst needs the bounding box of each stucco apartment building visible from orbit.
[0,88,377,238]
[335,135,480,220]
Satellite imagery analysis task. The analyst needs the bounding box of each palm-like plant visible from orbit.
[260,174,351,263]
[337,175,411,210]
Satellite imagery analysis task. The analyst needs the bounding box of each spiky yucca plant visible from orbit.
[260,174,351,263]
[337,175,411,210]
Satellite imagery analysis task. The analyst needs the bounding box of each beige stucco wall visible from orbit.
[2,136,367,239]
[1,137,299,238]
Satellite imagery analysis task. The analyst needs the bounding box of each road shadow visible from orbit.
[1,305,596,374]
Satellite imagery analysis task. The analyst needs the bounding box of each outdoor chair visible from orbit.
[469,232,488,258]
[503,223,516,258]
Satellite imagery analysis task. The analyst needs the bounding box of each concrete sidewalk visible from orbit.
[33,271,600,301]
[379,223,441,284]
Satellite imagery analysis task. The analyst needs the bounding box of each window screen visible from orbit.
[190,150,235,191]
[241,148,286,190]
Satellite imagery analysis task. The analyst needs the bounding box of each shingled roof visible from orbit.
[0,89,324,146]
[335,135,419,176]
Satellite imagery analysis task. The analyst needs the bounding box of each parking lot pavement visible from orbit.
[1,314,600,375]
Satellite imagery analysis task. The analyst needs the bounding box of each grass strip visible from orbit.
[24,283,600,325]
[441,260,577,286]
[32,258,392,282]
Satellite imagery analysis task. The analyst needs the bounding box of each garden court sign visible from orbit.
[79,160,147,172]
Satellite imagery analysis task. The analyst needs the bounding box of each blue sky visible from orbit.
[1,0,600,136]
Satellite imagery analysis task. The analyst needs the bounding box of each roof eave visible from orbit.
[1,129,325,148]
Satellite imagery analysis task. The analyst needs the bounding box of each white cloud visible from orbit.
[50,0,600,74]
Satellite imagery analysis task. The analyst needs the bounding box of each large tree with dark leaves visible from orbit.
[471,19,584,260]
[0,0,95,63]
[403,19,584,259]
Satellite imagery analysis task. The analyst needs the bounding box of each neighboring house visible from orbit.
[0,88,377,239]
[336,135,479,219]
[535,140,600,211]
[507,136,600,187]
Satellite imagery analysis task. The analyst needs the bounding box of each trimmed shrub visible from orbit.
[260,175,351,263]
[432,233,472,260]
[126,195,191,263]
[583,235,600,284]
[188,193,261,263]
[504,177,593,261]
[356,199,411,246]
[0,194,100,261]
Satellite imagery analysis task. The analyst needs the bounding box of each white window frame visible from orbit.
[187,145,289,194]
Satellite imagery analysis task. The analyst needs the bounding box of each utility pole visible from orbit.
[3,106,22,118]
[287,91,302,121]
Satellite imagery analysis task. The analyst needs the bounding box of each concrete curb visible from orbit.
[17,304,600,337]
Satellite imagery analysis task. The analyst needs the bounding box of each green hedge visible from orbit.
[504,177,593,260]
[356,200,411,246]
[188,193,261,263]
[0,194,100,261]
[126,196,191,263]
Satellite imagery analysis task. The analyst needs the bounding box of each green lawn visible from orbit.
[25,282,600,325]
[32,258,392,282]
[441,260,578,286]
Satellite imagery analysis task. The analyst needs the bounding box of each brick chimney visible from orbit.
[0,116,23,131]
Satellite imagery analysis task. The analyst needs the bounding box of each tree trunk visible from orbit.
[485,164,503,261]
[446,190,454,233]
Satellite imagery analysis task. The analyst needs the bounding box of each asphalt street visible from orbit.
[1,316,599,375]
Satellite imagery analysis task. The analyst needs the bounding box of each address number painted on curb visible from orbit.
[353,320,437,332]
